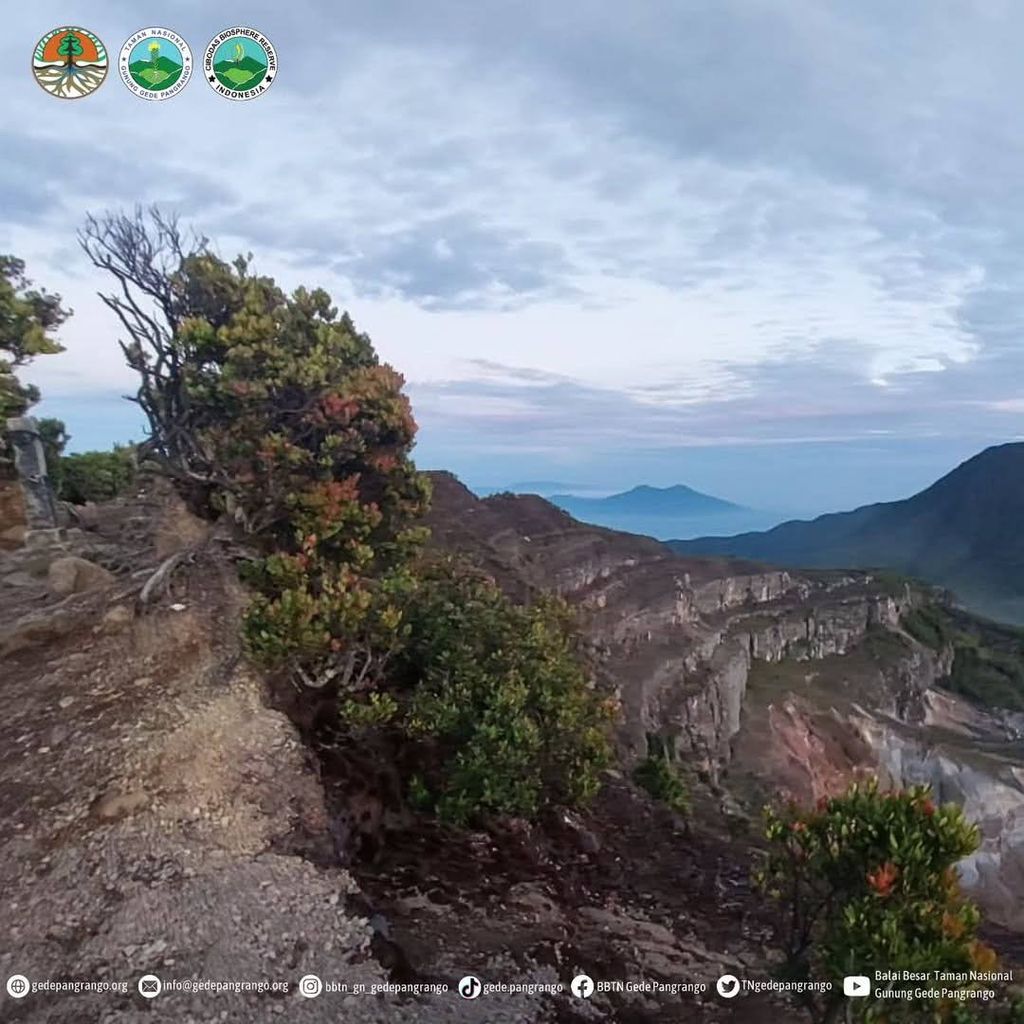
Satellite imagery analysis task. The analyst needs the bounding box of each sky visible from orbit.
[2,1,1023,515]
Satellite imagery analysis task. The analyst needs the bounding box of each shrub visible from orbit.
[58,446,137,504]
[901,605,950,651]
[89,210,612,828]
[81,211,429,690]
[345,559,616,824]
[758,780,995,1022]
[0,256,69,474]
[633,734,690,814]
[0,256,68,422]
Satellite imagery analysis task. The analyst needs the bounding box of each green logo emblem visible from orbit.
[204,27,277,100]
[120,28,192,100]
[32,26,108,99]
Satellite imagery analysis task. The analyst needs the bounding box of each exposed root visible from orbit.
[138,551,187,607]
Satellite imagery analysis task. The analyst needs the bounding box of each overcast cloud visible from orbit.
[2,1,1022,510]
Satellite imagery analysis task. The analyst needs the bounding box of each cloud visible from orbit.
[2,1,1024,505]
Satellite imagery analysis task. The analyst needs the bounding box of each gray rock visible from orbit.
[48,555,115,596]
[92,788,149,822]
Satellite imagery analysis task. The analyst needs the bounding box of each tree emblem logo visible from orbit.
[119,28,193,100]
[204,27,277,100]
[32,26,109,100]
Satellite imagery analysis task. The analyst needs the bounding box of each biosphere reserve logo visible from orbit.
[204,27,277,99]
[32,26,109,99]
[120,28,193,100]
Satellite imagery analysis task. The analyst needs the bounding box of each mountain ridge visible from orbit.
[550,482,744,515]
[543,481,785,540]
[671,442,1024,624]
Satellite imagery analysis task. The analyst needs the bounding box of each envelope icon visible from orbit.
[843,976,871,997]
[141,980,159,993]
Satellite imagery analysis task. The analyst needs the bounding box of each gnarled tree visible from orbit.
[81,207,430,691]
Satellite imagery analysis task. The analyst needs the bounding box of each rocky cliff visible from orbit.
[424,474,1024,937]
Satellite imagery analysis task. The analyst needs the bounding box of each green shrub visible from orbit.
[103,247,432,690]
[90,212,612,829]
[0,256,69,474]
[346,559,616,824]
[901,605,950,650]
[902,603,1024,712]
[633,734,690,814]
[58,446,137,504]
[758,780,996,1022]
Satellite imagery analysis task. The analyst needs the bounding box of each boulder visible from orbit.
[48,555,115,597]
[100,604,134,631]
[0,523,27,550]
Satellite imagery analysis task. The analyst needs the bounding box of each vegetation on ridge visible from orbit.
[81,206,613,825]
[0,255,69,475]
[633,733,690,815]
[902,604,1024,712]
[760,781,996,1023]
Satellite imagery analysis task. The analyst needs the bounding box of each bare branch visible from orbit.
[79,207,210,483]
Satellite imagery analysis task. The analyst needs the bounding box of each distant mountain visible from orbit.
[551,484,740,516]
[671,443,1024,625]
[545,484,783,541]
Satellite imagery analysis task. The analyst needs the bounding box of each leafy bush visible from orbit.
[758,780,995,1022]
[172,260,428,690]
[342,559,616,824]
[633,734,690,814]
[902,604,951,651]
[89,230,429,690]
[0,256,68,423]
[58,446,137,504]
[89,211,612,828]
[902,603,1024,712]
[0,256,69,475]
[942,614,1024,712]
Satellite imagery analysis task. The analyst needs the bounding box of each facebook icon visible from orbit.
[571,975,595,998]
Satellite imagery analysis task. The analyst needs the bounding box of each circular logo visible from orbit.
[298,974,322,998]
[32,27,109,100]
[204,27,277,100]
[716,974,740,999]
[137,974,162,998]
[120,28,192,100]
[457,975,482,999]
[570,974,594,998]
[6,975,30,999]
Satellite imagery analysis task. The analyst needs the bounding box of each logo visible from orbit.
[298,974,322,998]
[6,975,30,999]
[120,28,192,100]
[457,976,482,999]
[137,974,162,998]
[570,975,594,998]
[204,27,277,99]
[716,974,740,999]
[844,975,871,998]
[32,27,109,100]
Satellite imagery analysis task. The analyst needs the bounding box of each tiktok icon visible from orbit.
[458,975,482,999]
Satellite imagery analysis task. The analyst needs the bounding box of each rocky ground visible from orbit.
[0,482,797,1023]
[2,474,1023,1022]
